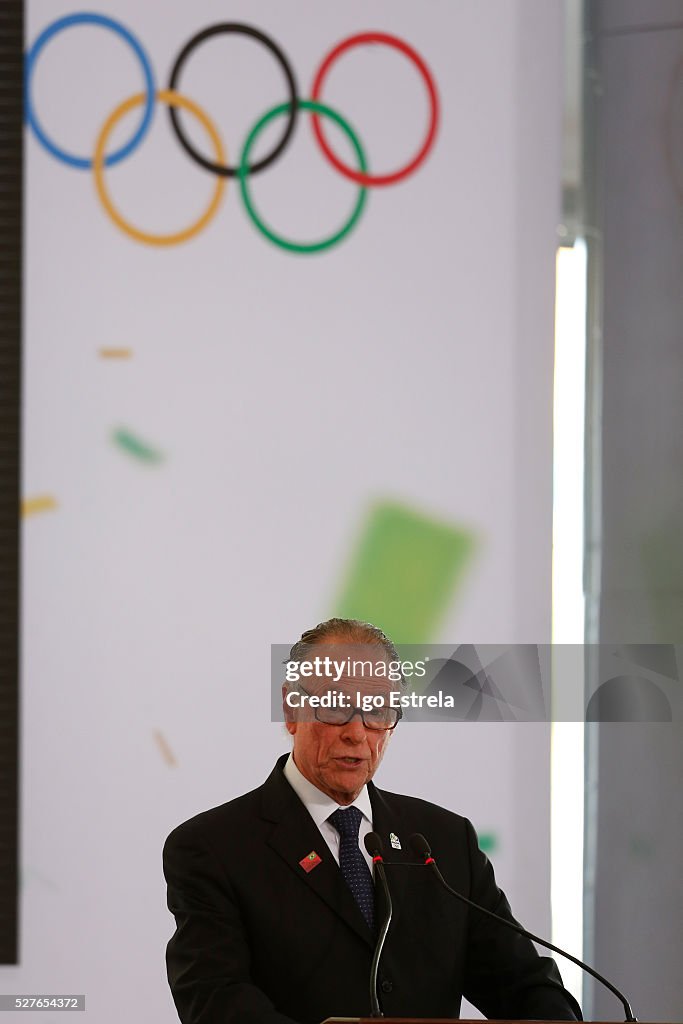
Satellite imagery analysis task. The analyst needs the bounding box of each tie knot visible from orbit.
[329,805,363,839]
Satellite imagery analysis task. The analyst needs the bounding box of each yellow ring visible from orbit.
[93,89,226,247]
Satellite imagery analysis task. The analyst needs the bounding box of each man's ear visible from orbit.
[282,683,297,733]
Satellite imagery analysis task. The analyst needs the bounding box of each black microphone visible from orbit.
[364,831,393,1019]
[409,833,637,1023]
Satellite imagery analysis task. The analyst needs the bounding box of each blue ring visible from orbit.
[25,12,156,170]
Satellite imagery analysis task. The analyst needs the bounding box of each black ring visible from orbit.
[167,23,299,178]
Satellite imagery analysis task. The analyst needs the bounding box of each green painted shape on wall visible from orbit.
[334,500,477,644]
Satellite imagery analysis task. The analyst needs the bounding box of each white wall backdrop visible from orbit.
[8,1,563,1020]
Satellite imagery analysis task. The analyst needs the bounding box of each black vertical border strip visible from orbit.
[0,0,23,965]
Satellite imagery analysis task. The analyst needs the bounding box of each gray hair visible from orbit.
[287,617,405,685]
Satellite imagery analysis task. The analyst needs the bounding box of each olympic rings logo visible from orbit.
[25,14,440,254]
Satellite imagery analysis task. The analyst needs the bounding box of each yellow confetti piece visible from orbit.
[99,347,132,359]
[154,730,177,767]
[22,495,58,517]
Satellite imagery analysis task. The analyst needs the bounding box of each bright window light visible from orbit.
[551,239,587,1006]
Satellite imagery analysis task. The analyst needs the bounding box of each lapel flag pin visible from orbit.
[390,832,402,850]
[299,850,322,873]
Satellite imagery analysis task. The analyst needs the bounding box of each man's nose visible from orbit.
[339,711,368,742]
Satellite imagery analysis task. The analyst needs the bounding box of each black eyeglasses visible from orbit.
[295,686,402,731]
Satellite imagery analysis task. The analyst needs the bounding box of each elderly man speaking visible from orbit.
[163,618,581,1024]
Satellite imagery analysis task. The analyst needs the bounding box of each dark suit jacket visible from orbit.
[164,755,581,1023]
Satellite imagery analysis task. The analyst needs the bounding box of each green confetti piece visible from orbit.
[333,500,477,644]
[478,832,498,854]
[112,427,164,464]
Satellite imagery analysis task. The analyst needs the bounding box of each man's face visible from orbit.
[283,643,397,805]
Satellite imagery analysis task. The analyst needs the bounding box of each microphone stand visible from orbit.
[365,832,393,1018]
[406,833,637,1023]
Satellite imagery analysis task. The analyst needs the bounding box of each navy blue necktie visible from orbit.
[329,806,375,931]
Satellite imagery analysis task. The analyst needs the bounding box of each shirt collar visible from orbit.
[283,752,373,831]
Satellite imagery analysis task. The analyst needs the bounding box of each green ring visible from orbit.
[238,99,368,254]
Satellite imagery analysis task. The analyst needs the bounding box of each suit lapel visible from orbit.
[260,757,375,947]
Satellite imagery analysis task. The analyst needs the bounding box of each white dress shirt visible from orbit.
[283,752,375,874]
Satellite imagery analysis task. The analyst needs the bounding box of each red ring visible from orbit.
[310,32,439,187]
